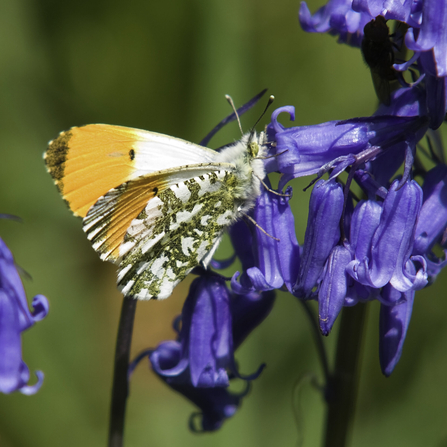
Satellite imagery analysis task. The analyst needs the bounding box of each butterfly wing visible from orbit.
[83,164,234,263]
[96,168,240,300]
[45,124,219,217]
[46,123,243,300]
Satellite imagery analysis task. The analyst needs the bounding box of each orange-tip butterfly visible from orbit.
[45,124,268,300]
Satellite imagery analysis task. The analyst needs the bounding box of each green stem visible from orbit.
[108,296,137,447]
[323,303,367,447]
[300,300,330,386]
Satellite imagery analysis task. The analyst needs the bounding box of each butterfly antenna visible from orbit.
[250,95,275,135]
[225,95,244,136]
[243,214,280,241]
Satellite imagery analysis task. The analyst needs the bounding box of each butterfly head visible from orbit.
[248,140,260,158]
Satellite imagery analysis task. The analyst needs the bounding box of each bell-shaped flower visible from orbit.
[352,0,420,25]
[151,272,236,387]
[318,245,353,335]
[348,180,427,292]
[300,0,447,79]
[269,103,429,189]
[405,0,447,77]
[299,0,371,47]
[413,165,447,279]
[143,339,248,432]
[230,185,300,294]
[379,284,415,376]
[136,272,275,431]
[293,179,344,298]
[349,199,382,262]
[0,237,49,394]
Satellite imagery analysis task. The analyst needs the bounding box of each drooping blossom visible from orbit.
[267,79,446,372]
[0,236,49,394]
[299,0,447,124]
[230,183,301,295]
[133,270,275,430]
[300,0,447,78]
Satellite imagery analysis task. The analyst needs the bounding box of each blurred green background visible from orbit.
[1,0,447,446]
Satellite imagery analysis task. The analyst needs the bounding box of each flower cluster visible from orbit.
[267,0,447,376]
[0,228,49,394]
[139,0,447,429]
[300,0,447,79]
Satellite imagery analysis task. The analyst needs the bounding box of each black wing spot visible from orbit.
[129,149,135,161]
[153,187,159,196]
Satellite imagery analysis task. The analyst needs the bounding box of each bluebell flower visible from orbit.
[379,285,414,376]
[269,78,446,370]
[134,271,275,431]
[299,0,369,47]
[404,0,447,77]
[230,183,301,295]
[300,0,447,76]
[151,272,237,388]
[299,0,447,123]
[270,94,429,189]
[293,179,344,299]
[413,165,447,281]
[0,237,49,394]
[347,179,427,293]
[377,164,447,374]
[318,244,353,335]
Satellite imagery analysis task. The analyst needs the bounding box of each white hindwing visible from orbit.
[116,169,240,300]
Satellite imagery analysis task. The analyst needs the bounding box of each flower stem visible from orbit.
[300,300,330,386]
[108,296,137,447]
[323,303,367,447]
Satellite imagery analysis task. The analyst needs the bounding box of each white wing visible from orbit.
[130,128,220,176]
[115,169,240,300]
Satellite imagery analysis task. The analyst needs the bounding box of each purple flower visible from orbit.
[299,0,447,123]
[143,340,247,432]
[230,185,301,294]
[413,165,447,280]
[135,271,275,431]
[270,101,429,189]
[0,237,49,394]
[300,0,447,77]
[405,0,447,77]
[293,179,344,299]
[347,179,427,292]
[379,285,414,376]
[318,245,353,335]
[151,272,235,387]
[269,86,444,372]
[352,0,418,25]
[299,0,370,47]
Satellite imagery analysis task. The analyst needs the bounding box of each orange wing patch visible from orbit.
[83,172,173,262]
[45,124,139,217]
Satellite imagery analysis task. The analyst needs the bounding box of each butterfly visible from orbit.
[45,124,268,300]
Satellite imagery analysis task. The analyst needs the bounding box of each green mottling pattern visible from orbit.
[118,170,240,299]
